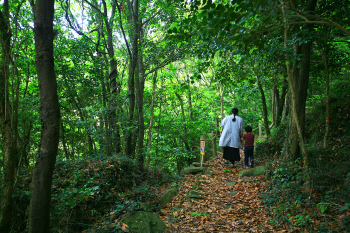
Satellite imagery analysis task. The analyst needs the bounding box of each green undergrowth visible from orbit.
[257,83,350,232]
[10,155,174,233]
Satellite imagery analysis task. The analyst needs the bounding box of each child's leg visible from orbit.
[250,147,254,168]
[244,147,249,167]
[250,155,254,168]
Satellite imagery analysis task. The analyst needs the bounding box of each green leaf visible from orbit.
[339,203,350,212]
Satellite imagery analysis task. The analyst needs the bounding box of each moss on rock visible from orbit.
[238,166,266,177]
[159,187,178,206]
[124,211,167,233]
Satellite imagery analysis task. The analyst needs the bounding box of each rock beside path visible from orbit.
[238,166,266,177]
[192,162,211,167]
[124,211,167,233]
[180,166,205,176]
[186,190,206,200]
[159,187,178,206]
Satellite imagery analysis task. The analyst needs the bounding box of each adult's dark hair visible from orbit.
[245,126,252,132]
[232,108,239,122]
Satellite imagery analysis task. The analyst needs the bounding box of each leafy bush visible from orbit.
[9,155,170,232]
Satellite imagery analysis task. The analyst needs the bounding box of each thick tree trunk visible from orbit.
[102,0,121,154]
[282,0,317,188]
[125,0,139,157]
[0,2,16,231]
[29,0,60,232]
[256,76,271,135]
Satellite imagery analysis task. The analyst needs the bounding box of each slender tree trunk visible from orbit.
[29,0,60,232]
[271,85,276,128]
[256,76,271,135]
[136,37,146,167]
[0,2,17,231]
[220,84,224,119]
[276,76,287,127]
[145,70,157,169]
[175,93,191,152]
[323,42,330,148]
[61,121,69,160]
[282,89,290,121]
[188,79,193,121]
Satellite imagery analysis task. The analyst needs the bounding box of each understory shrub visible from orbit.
[9,155,170,233]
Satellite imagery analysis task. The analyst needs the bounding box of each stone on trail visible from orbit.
[159,187,178,206]
[166,215,180,223]
[229,191,238,196]
[227,181,236,186]
[238,166,266,177]
[192,184,204,191]
[192,162,211,167]
[204,170,214,175]
[124,211,167,233]
[186,190,206,200]
[180,166,205,176]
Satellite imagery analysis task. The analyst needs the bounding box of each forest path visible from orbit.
[160,152,288,232]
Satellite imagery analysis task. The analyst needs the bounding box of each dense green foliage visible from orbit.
[1,0,349,232]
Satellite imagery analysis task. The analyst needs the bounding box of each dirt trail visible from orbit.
[160,152,288,232]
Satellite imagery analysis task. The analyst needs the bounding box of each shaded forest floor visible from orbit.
[158,151,288,232]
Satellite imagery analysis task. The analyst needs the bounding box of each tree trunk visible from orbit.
[61,121,69,160]
[282,89,290,121]
[256,76,271,135]
[102,0,121,154]
[282,0,317,188]
[145,70,157,169]
[323,41,330,148]
[125,0,139,157]
[0,2,17,231]
[276,76,287,127]
[136,34,146,167]
[29,0,60,232]
[175,93,191,152]
[271,85,276,127]
[219,84,224,119]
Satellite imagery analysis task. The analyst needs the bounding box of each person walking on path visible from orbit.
[241,126,255,168]
[219,108,243,166]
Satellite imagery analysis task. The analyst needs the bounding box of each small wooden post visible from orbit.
[212,131,217,158]
[259,122,262,138]
[200,135,206,167]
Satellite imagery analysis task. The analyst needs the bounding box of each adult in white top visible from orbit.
[219,108,243,165]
